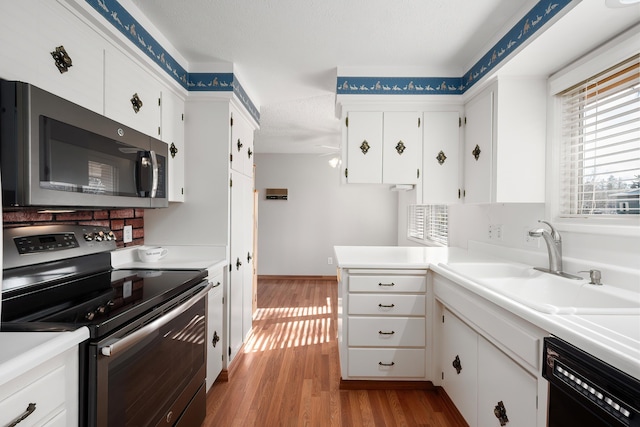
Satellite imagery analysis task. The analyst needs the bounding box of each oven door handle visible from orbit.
[100,282,212,357]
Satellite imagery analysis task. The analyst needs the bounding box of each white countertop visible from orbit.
[334,245,640,380]
[111,245,228,273]
[0,328,89,386]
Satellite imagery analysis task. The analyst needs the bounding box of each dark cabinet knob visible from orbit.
[452,355,462,374]
[494,401,509,426]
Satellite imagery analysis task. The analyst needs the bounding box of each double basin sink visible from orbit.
[439,261,640,315]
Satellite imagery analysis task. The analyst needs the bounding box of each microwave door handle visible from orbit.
[100,282,212,358]
[135,151,152,196]
[150,150,158,198]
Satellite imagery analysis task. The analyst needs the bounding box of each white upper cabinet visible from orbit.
[230,109,255,177]
[0,2,105,115]
[462,78,547,203]
[161,89,185,202]
[104,46,162,139]
[463,88,494,204]
[346,111,383,183]
[421,111,461,204]
[345,111,421,184]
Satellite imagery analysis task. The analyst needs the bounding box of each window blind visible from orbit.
[559,54,640,216]
[408,205,448,246]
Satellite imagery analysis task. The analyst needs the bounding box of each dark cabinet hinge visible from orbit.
[459,117,462,127]
[158,98,161,106]
[417,169,420,179]
[345,168,348,178]
[345,117,349,127]
[181,113,184,121]
[418,117,421,127]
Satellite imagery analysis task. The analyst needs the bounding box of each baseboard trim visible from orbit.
[258,275,337,281]
[339,379,436,390]
[436,386,469,426]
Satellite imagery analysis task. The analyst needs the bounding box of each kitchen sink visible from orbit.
[439,262,640,315]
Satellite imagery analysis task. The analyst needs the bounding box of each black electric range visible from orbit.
[1,224,207,338]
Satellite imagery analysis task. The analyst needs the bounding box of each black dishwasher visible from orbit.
[543,336,640,426]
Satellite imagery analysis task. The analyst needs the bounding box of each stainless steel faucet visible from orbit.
[528,220,582,280]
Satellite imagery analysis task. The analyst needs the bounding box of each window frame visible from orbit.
[546,26,640,237]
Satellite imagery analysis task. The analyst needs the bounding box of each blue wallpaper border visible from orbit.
[337,0,573,96]
[85,0,260,122]
[87,0,573,116]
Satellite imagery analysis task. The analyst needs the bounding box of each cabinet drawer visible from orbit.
[0,366,66,427]
[349,294,425,316]
[348,317,425,347]
[349,275,426,293]
[348,348,425,377]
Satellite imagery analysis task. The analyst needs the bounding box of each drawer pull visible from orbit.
[378,303,395,308]
[378,282,395,287]
[378,361,395,366]
[7,402,36,427]
[378,330,395,335]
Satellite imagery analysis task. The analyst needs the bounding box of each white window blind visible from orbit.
[408,205,448,246]
[559,54,640,217]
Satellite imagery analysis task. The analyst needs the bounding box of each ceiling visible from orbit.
[127,0,640,155]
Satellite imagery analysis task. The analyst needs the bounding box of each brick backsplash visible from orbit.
[2,209,144,248]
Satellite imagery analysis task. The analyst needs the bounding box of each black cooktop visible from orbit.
[1,266,207,338]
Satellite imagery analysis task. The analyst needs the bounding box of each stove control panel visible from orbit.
[3,225,118,270]
[14,232,80,254]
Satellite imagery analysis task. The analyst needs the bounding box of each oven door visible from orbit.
[90,282,211,427]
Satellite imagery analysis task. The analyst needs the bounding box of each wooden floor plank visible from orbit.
[203,278,467,427]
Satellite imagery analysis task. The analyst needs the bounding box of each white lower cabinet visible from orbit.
[477,337,538,427]
[0,346,79,427]
[440,308,538,427]
[206,272,224,392]
[435,272,544,427]
[441,308,478,426]
[338,269,428,380]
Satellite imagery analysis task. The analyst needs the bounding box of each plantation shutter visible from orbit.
[559,54,640,216]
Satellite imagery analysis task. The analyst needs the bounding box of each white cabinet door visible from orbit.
[229,172,254,365]
[104,47,162,138]
[242,176,255,340]
[422,111,461,204]
[229,172,246,365]
[382,111,421,184]
[230,110,255,177]
[206,276,224,392]
[441,309,478,427]
[346,111,383,183]
[0,3,39,84]
[0,2,105,115]
[477,337,538,427]
[161,89,185,202]
[463,88,494,204]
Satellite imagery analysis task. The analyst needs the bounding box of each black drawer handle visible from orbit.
[378,282,395,287]
[378,361,395,366]
[378,303,395,308]
[378,330,395,335]
[7,403,36,427]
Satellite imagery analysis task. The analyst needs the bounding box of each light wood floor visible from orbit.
[203,277,466,427]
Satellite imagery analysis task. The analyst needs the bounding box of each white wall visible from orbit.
[255,153,398,276]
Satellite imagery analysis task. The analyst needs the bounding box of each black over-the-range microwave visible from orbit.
[0,79,168,209]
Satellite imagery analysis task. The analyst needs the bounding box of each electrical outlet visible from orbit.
[523,227,539,248]
[123,225,133,243]
[488,224,503,240]
[327,257,333,265]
